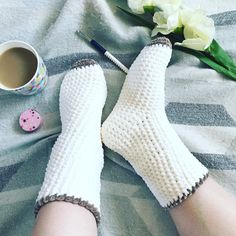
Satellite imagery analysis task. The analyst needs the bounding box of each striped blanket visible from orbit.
[0,0,236,235]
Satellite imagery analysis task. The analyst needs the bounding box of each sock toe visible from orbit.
[147,37,172,48]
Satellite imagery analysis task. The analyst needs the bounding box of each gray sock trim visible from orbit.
[166,172,209,209]
[71,59,98,69]
[148,37,172,48]
[34,194,101,224]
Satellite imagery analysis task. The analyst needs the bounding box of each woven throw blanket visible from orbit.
[0,0,236,235]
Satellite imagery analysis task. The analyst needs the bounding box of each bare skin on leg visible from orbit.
[32,202,97,236]
[170,178,236,236]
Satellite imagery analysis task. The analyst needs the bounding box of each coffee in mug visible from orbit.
[0,40,48,95]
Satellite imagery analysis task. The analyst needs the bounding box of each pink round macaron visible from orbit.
[19,109,42,132]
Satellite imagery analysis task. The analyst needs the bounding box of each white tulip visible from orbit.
[151,0,182,36]
[128,0,158,14]
[152,10,181,36]
[175,9,215,51]
[155,0,182,13]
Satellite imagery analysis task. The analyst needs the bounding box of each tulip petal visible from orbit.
[175,38,207,51]
[128,0,145,14]
[167,11,181,29]
[128,0,159,14]
[153,12,166,25]
[151,25,172,36]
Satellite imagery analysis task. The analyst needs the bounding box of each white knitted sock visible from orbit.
[35,59,107,222]
[102,38,208,208]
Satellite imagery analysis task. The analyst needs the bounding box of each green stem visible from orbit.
[175,45,236,80]
[206,40,236,73]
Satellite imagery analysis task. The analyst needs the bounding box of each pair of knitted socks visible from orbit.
[35,38,208,223]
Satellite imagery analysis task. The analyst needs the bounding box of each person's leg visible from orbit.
[102,37,236,236]
[170,177,236,236]
[32,202,97,236]
[32,59,107,236]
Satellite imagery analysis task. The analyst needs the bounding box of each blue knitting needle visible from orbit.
[76,30,129,74]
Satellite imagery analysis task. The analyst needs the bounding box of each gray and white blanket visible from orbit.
[0,0,236,235]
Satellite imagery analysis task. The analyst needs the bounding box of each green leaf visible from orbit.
[175,45,236,80]
[173,27,183,35]
[143,5,155,13]
[206,39,236,73]
[117,6,155,29]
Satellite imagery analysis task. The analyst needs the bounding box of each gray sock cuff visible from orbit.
[148,37,172,48]
[71,59,98,69]
[35,194,101,224]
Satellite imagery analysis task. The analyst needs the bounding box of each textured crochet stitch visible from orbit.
[35,59,107,223]
[102,37,208,208]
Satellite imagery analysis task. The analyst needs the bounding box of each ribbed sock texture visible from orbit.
[35,59,107,221]
[102,38,208,208]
